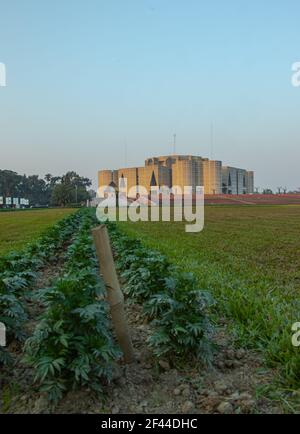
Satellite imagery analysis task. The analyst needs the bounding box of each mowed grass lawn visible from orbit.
[119,205,300,391]
[0,208,76,256]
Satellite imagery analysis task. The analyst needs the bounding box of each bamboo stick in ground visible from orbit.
[92,225,135,363]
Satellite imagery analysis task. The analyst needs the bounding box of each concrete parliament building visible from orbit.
[98,155,254,196]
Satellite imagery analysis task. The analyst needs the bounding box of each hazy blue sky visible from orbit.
[1,0,300,190]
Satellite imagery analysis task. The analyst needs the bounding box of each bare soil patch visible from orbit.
[2,299,281,414]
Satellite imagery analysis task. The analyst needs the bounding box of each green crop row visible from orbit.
[0,211,83,365]
[24,211,120,402]
[107,222,215,365]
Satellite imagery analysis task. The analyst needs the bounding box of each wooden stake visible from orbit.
[92,225,135,363]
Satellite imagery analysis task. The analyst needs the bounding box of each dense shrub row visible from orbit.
[0,211,83,365]
[107,223,215,364]
[1,208,215,403]
[24,211,120,402]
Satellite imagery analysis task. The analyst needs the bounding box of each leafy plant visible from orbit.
[0,210,86,365]
[121,251,173,302]
[107,223,215,365]
[24,215,120,402]
[145,273,215,364]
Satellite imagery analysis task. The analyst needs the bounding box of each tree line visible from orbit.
[0,170,95,207]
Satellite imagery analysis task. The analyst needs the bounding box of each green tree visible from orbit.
[51,183,74,206]
[0,169,91,207]
[0,170,21,197]
[51,172,91,206]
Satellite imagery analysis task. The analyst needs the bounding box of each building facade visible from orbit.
[222,167,254,195]
[202,160,222,194]
[98,154,254,196]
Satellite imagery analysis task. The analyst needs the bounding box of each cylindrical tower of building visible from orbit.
[98,170,113,189]
[202,160,222,194]
[172,159,193,193]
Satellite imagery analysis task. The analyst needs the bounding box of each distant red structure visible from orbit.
[204,194,300,205]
